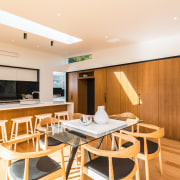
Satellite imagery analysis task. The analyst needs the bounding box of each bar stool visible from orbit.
[0,120,8,142]
[34,113,52,133]
[54,111,69,131]
[10,116,34,150]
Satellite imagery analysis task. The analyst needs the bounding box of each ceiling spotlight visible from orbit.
[51,41,54,46]
[24,33,27,39]
[173,16,178,21]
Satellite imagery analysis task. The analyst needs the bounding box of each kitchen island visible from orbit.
[0,101,74,139]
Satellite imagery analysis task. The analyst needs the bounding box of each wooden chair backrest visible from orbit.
[39,117,59,127]
[71,113,84,120]
[110,112,139,120]
[82,133,140,158]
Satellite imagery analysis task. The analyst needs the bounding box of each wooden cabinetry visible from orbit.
[138,61,159,125]
[106,66,121,115]
[94,68,107,112]
[68,72,78,113]
[159,58,180,140]
[120,64,139,116]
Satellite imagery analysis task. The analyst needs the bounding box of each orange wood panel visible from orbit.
[68,72,78,113]
[120,64,138,116]
[78,79,87,114]
[138,61,159,125]
[0,105,67,140]
[106,66,121,115]
[94,68,107,112]
[159,58,180,140]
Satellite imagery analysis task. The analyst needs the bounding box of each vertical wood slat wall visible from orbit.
[68,57,180,140]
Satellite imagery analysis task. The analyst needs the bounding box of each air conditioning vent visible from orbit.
[0,50,18,58]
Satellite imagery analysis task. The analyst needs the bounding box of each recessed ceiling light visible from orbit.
[173,16,178,21]
[105,35,109,39]
[57,13,61,17]
[0,10,83,44]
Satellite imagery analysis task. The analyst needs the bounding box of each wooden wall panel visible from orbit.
[138,61,159,125]
[159,58,180,140]
[94,68,107,112]
[68,72,78,112]
[78,79,87,114]
[106,66,120,115]
[120,64,139,116]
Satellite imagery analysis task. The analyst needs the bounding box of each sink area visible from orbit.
[20,99,40,105]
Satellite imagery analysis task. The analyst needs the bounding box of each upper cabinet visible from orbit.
[16,69,37,81]
[0,66,38,82]
[0,66,17,81]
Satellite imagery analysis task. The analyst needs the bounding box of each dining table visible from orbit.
[47,118,139,179]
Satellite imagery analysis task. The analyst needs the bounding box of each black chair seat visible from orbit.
[122,137,158,154]
[40,136,63,146]
[10,156,61,180]
[85,156,135,180]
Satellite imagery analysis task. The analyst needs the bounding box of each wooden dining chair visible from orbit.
[36,117,64,150]
[0,133,66,180]
[81,133,140,180]
[121,123,164,180]
[109,112,139,132]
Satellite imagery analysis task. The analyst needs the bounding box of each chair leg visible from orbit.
[1,126,5,142]
[34,118,38,133]
[135,156,140,180]
[159,150,163,175]
[10,122,15,140]
[14,123,19,151]
[26,122,29,144]
[3,124,7,142]
[29,120,35,146]
[145,156,150,180]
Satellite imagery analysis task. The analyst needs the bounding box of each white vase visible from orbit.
[94,106,109,124]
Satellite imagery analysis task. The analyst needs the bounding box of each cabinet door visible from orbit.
[94,68,107,112]
[120,64,139,116]
[68,72,78,113]
[159,58,180,140]
[106,66,121,115]
[138,61,159,125]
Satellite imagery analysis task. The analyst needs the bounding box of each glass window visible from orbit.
[67,54,92,64]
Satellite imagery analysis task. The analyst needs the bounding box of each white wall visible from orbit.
[62,35,180,72]
[0,42,65,101]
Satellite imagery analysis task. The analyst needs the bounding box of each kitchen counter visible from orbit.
[0,101,74,139]
[0,101,73,111]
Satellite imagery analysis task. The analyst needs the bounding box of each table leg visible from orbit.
[66,146,78,179]
[96,136,104,149]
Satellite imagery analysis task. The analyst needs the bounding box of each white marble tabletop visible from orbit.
[62,119,127,138]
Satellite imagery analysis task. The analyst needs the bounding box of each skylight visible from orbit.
[0,10,83,44]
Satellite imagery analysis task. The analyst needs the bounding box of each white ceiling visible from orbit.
[0,0,180,57]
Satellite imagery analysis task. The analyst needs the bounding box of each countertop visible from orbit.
[0,101,73,111]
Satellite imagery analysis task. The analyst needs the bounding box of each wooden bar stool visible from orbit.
[54,111,69,131]
[34,113,52,133]
[0,120,8,142]
[10,116,34,150]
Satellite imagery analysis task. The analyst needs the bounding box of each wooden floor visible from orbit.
[0,138,180,180]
